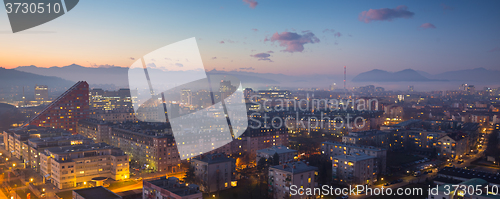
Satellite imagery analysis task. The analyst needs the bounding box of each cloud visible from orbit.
[212,57,217,60]
[441,4,454,11]
[129,57,135,60]
[359,5,415,23]
[243,0,258,9]
[239,67,255,70]
[488,47,500,52]
[267,51,274,53]
[175,63,183,67]
[219,39,235,44]
[323,29,335,33]
[420,23,436,29]
[266,31,320,52]
[252,28,258,32]
[250,52,273,62]
[334,32,341,37]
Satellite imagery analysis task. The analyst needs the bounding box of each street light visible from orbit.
[30,178,33,182]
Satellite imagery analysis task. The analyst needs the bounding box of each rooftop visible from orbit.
[257,145,297,155]
[73,186,121,199]
[438,167,500,185]
[145,177,201,197]
[192,153,234,164]
[332,152,376,162]
[322,141,385,152]
[46,143,122,155]
[270,161,317,174]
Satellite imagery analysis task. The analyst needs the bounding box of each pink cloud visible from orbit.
[252,28,258,32]
[441,4,454,11]
[243,0,258,9]
[359,5,415,23]
[323,29,335,33]
[250,52,272,62]
[267,31,320,53]
[488,47,500,52]
[420,23,436,29]
[220,41,225,44]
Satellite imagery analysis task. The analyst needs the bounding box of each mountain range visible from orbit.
[352,68,500,83]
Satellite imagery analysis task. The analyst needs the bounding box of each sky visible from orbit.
[0,0,499,76]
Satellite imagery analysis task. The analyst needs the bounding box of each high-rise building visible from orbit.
[34,85,49,101]
[26,81,90,133]
[180,89,192,105]
[90,88,133,111]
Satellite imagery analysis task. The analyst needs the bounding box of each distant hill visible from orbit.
[15,64,129,88]
[15,65,350,90]
[0,67,75,89]
[352,69,441,82]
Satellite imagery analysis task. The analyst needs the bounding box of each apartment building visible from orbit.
[143,177,202,199]
[190,153,236,193]
[256,145,297,164]
[321,141,386,174]
[88,109,138,123]
[437,133,469,160]
[268,161,318,199]
[27,134,92,172]
[342,130,389,148]
[3,126,71,162]
[231,126,289,163]
[332,153,377,186]
[76,119,111,143]
[27,81,90,133]
[108,122,181,173]
[40,143,129,189]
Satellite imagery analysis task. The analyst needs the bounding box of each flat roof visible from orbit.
[73,186,121,199]
[322,141,385,152]
[256,145,297,155]
[332,152,376,162]
[270,161,317,174]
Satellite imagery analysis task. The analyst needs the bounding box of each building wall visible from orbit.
[332,157,376,186]
[42,148,129,189]
[268,167,317,199]
[191,159,234,193]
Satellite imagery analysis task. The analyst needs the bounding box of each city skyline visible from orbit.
[1,0,499,76]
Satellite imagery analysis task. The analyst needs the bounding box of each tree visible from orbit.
[272,153,280,165]
[183,166,196,184]
[257,158,267,170]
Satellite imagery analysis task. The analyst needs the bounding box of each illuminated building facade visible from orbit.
[27,81,90,133]
[268,161,318,199]
[34,85,48,101]
[332,153,376,186]
[40,143,129,189]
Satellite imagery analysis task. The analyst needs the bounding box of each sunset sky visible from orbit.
[0,0,499,76]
